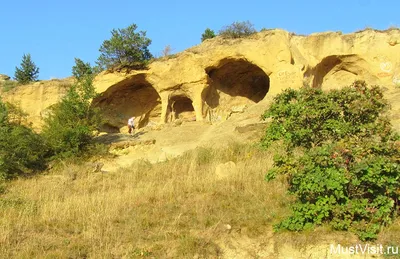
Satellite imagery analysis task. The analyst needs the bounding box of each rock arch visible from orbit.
[310,55,379,89]
[167,95,195,122]
[92,74,161,132]
[204,58,270,109]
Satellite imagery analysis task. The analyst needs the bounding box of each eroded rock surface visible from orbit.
[1,29,399,132]
[93,29,400,131]
[1,79,73,131]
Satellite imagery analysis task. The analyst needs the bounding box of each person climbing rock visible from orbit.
[127,116,135,135]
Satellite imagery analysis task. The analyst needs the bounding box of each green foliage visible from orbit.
[201,28,216,42]
[97,24,153,70]
[14,54,39,84]
[262,81,400,240]
[72,58,93,81]
[219,21,257,39]
[262,81,389,150]
[5,102,29,125]
[41,76,101,158]
[0,99,48,180]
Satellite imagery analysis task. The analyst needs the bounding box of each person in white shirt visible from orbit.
[127,117,135,135]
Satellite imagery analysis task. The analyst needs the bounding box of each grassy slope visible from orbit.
[0,86,399,258]
[0,144,290,258]
[1,143,399,258]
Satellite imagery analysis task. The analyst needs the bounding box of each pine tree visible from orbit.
[14,54,39,84]
[97,24,153,70]
[42,75,101,157]
[201,28,216,42]
[72,58,93,81]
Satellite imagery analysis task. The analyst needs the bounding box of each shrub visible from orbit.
[161,45,172,57]
[262,81,400,240]
[260,28,272,32]
[41,76,102,158]
[97,24,153,70]
[219,21,257,39]
[261,81,389,150]
[14,53,39,84]
[4,102,28,125]
[72,58,93,81]
[0,99,49,180]
[201,28,216,41]
[0,80,18,92]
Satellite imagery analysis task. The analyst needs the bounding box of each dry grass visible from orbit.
[354,26,400,34]
[1,142,399,258]
[0,143,291,258]
[0,80,19,92]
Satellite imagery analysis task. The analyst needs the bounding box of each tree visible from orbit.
[72,58,93,81]
[0,98,48,180]
[14,53,40,84]
[201,28,216,41]
[219,21,257,39]
[41,76,101,158]
[97,24,153,70]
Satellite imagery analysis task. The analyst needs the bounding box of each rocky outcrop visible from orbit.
[1,29,399,132]
[93,28,400,131]
[0,79,73,131]
[0,74,10,81]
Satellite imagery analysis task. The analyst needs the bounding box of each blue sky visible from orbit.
[0,0,398,80]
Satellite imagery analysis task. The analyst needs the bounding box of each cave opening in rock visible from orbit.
[310,55,378,89]
[204,59,270,108]
[168,95,195,122]
[92,74,161,132]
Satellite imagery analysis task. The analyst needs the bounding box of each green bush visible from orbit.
[201,28,216,42]
[0,99,49,180]
[41,76,102,158]
[14,53,39,85]
[97,24,153,70]
[219,21,257,39]
[262,81,400,240]
[262,81,389,150]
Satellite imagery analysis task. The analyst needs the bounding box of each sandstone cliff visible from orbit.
[1,28,399,131]
[0,79,72,131]
[93,28,400,131]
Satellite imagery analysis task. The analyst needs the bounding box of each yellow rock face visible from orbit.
[1,79,73,131]
[93,29,400,131]
[2,29,400,131]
